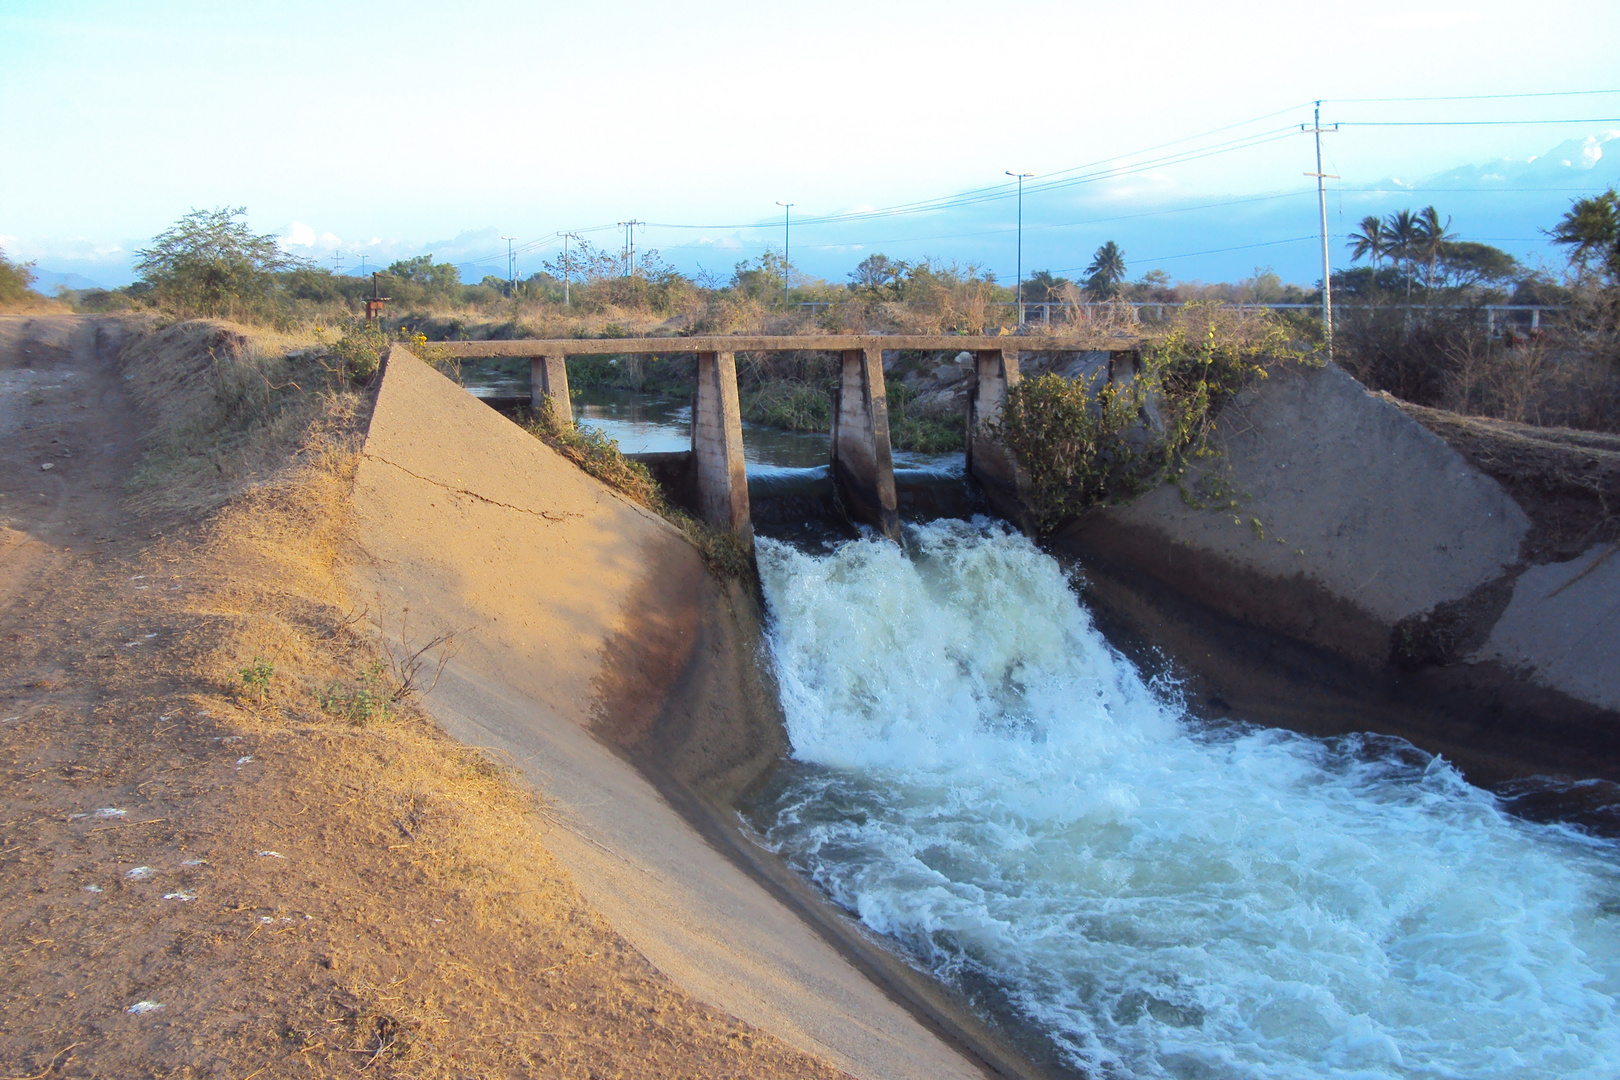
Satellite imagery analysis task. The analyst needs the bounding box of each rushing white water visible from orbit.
[753,520,1620,1080]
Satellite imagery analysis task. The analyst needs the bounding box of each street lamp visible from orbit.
[775,201,794,306]
[1006,171,1032,325]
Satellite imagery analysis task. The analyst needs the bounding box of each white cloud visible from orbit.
[281,222,316,248]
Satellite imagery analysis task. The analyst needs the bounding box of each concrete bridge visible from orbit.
[434,336,1117,543]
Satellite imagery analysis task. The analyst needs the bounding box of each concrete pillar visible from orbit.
[530,353,572,423]
[830,348,900,541]
[967,348,1029,526]
[692,350,752,544]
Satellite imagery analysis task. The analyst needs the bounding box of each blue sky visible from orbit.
[2,0,1617,291]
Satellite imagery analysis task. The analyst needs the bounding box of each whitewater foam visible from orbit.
[753,519,1620,1079]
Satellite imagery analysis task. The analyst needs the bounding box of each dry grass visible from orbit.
[0,316,844,1078]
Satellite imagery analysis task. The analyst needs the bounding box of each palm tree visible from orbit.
[1347,215,1387,267]
[1413,206,1456,297]
[1084,241,1127,300]
[1384,209,1421,298]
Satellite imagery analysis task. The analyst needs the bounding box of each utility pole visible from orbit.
[358,254,370,277]
[1302,101,1340,359]
[1006,171,1033,325]
[775,201,794,306]
[331,250,345,275]
[618,221,644,276]
[501,235,517,293]
[557,231,579,307]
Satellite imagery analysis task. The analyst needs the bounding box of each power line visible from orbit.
[1330,89,1620,103]
[1342,117,1620,127]
[1054,235,1317,274]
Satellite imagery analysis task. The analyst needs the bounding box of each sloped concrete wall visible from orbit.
[346,346,999,1080]
[1049,360,1619,784]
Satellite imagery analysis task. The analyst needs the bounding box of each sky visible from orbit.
[3,0,1619,291]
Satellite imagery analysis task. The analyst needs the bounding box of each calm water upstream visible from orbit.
[750,520,1620,1079]
[462,373,961,477]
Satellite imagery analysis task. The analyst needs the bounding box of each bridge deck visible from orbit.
[432,335,1118,357]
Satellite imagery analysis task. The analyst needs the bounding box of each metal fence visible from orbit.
[791,300,1561,336]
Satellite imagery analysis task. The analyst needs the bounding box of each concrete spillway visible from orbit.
[347,345,1018,1080]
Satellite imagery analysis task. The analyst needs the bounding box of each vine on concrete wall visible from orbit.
[993,303,1310,531]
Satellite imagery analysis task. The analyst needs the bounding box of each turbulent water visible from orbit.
[751,520,1620,1080]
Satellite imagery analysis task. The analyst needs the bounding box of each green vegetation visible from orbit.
[742,380,830,432]
[0,248,41,305]
[317,321,453,385]
[1084,241,1128,300]
[238,656,274,702]
[134,207,307,319]
[887,383,964,453]
[320,661,393,725]
[993,304,1305,530]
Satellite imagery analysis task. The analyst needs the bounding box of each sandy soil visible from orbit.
[0,315,854,1078]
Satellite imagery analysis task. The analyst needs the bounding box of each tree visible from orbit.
[542,239,622,286]
[0,248,39,305]
[848,253,907,295]
[1084,241,1127,299]
[1347,215,1388,268]
[134,207,304,317]
[1022,270,1072,303]
[1384,209,1421,297]
[1434,241,1520,290]
[731,251,788,301]
[385,255,461,292]
[1549,188,1620,284]
[1413,206,1456,296]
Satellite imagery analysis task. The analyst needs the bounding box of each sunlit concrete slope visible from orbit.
[347,346,985,1080]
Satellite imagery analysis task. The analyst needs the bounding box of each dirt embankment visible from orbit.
[0,315,854,1078]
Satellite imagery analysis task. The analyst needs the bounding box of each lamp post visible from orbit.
[1006,171,1032,325]
[775,201,794,306]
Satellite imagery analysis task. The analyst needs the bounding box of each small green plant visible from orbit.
[238,656,274,701]
[321,323,456,385]
[320,660,393,725]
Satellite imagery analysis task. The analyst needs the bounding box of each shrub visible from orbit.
[742,380,830,432]
[994,303,1304,530]
[0,249,39,304]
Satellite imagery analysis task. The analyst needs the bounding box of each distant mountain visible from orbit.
[1383,131,1620,191]
[30,268,105,294]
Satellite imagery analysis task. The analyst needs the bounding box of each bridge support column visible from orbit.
[530,353,572,423]
[692,350,752,544]
[830,347,900,541]
[967,348,1030,528]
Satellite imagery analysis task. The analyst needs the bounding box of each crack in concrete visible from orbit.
[363,452,580,523]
